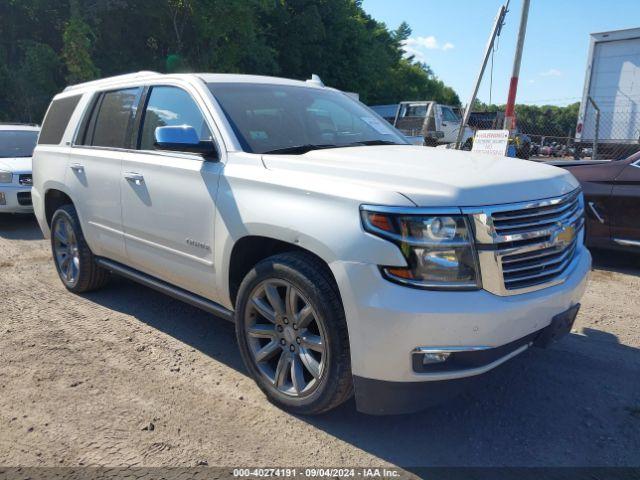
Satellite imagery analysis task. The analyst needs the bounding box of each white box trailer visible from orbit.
[575,27,640,158]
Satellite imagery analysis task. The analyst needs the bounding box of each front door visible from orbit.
[120,85,222,300]
[439,105,462,144]
[611,159,640,248]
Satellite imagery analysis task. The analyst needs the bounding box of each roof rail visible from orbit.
[63,71,162,92]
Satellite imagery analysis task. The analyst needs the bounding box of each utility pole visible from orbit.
[503,0,531,130]
[455,1,509,149]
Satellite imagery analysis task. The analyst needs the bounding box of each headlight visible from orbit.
[361,208,481,289]
[0,170,12,183]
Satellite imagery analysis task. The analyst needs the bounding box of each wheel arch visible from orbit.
[226,235,340,310]
[44,187,75,227]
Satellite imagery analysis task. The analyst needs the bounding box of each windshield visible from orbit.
[207,83,408,154]
[0,130,39,158]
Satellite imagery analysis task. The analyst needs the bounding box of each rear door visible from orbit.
[611,157,640,248]
[120,84,223,300]
[67,87,142,262]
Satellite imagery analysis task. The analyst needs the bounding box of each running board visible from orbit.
[95,258,234,322]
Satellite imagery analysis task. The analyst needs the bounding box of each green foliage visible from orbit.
[0,0,460,123]
[474,100,580,137]
[6,41,62,123]
[515,102,580,137]
[62,10,100,84]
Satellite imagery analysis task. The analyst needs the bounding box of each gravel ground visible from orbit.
[0,214,639,468]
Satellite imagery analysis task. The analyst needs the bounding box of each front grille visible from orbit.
[501,236,579,290]
[18,174,32,186]
[17,191,32,206]
[491,189,581,238]
[469,189,585,295]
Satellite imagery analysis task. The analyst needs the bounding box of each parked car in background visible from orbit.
[33,72,589,415]
[554,151,640,252]
[0,124,39,214]
[370,101,474,147]
[368,104,397,124]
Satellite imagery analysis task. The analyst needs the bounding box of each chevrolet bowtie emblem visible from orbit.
[554,224,575,246]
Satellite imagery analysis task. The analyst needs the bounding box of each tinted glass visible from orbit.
[0,131,39,157]
[139,86,212,151]
[91,88,140,148]
[208,83,407,154]
[38,95,81,145]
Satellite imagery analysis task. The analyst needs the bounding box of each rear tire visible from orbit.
[235,252,352,415]
[50,204,110,293]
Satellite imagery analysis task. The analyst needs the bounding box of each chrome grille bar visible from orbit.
[465,189,585,296]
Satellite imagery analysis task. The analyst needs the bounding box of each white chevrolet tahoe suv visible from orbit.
[0,124,39,213]
[32,72,591,415]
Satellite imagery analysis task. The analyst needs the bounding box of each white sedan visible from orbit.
[0,124,39,214]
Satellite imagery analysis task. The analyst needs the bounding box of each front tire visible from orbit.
[235,252,352,415]
[50,204,109,293]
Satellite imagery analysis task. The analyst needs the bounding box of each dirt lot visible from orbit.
[1,214,639,469]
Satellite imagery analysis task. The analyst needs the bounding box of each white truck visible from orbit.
[33,72,590,415]
[371,101,474,147]
[575,27,640,158]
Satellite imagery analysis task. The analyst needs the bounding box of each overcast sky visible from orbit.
[363,0,640,106]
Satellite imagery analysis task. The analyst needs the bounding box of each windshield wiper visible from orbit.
[261,144,338,155]
[344,140,405,147]
[261,140,405,155]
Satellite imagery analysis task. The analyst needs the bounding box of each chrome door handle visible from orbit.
[588,201,605,224]
[124,172,144,186]
[70,163,84,172]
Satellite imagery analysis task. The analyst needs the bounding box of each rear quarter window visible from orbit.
[38,95,82,145]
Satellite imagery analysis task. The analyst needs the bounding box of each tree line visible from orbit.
[0,0,460,124]
[473,100,580,139]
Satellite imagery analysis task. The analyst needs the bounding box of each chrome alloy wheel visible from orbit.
[53,216,80,286]
[245,279,327,397]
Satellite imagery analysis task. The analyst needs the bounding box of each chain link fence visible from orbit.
[467,101,640,161]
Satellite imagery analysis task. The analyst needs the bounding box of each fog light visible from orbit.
[0,192,6,205]
[421,352,451,365]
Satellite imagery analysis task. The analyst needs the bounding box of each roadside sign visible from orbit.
[472,130,509,156]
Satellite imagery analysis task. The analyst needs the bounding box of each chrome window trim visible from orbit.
[632,159,640,168]
[70,80,226,161]
[69,144,209,162]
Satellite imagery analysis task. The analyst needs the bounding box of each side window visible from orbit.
[89,88,141,148]
[139,86,212,151]
[404,105,427,117]
[38,95,81,145]
[442,107,460,123]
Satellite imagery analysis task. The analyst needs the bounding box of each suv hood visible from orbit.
[0,156,32,174]
[262,145,579,207]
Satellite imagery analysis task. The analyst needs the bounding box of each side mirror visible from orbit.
[154,125,217,158]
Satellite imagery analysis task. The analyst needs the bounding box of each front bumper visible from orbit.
[331,246,591,413]
[0,184,33,213]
